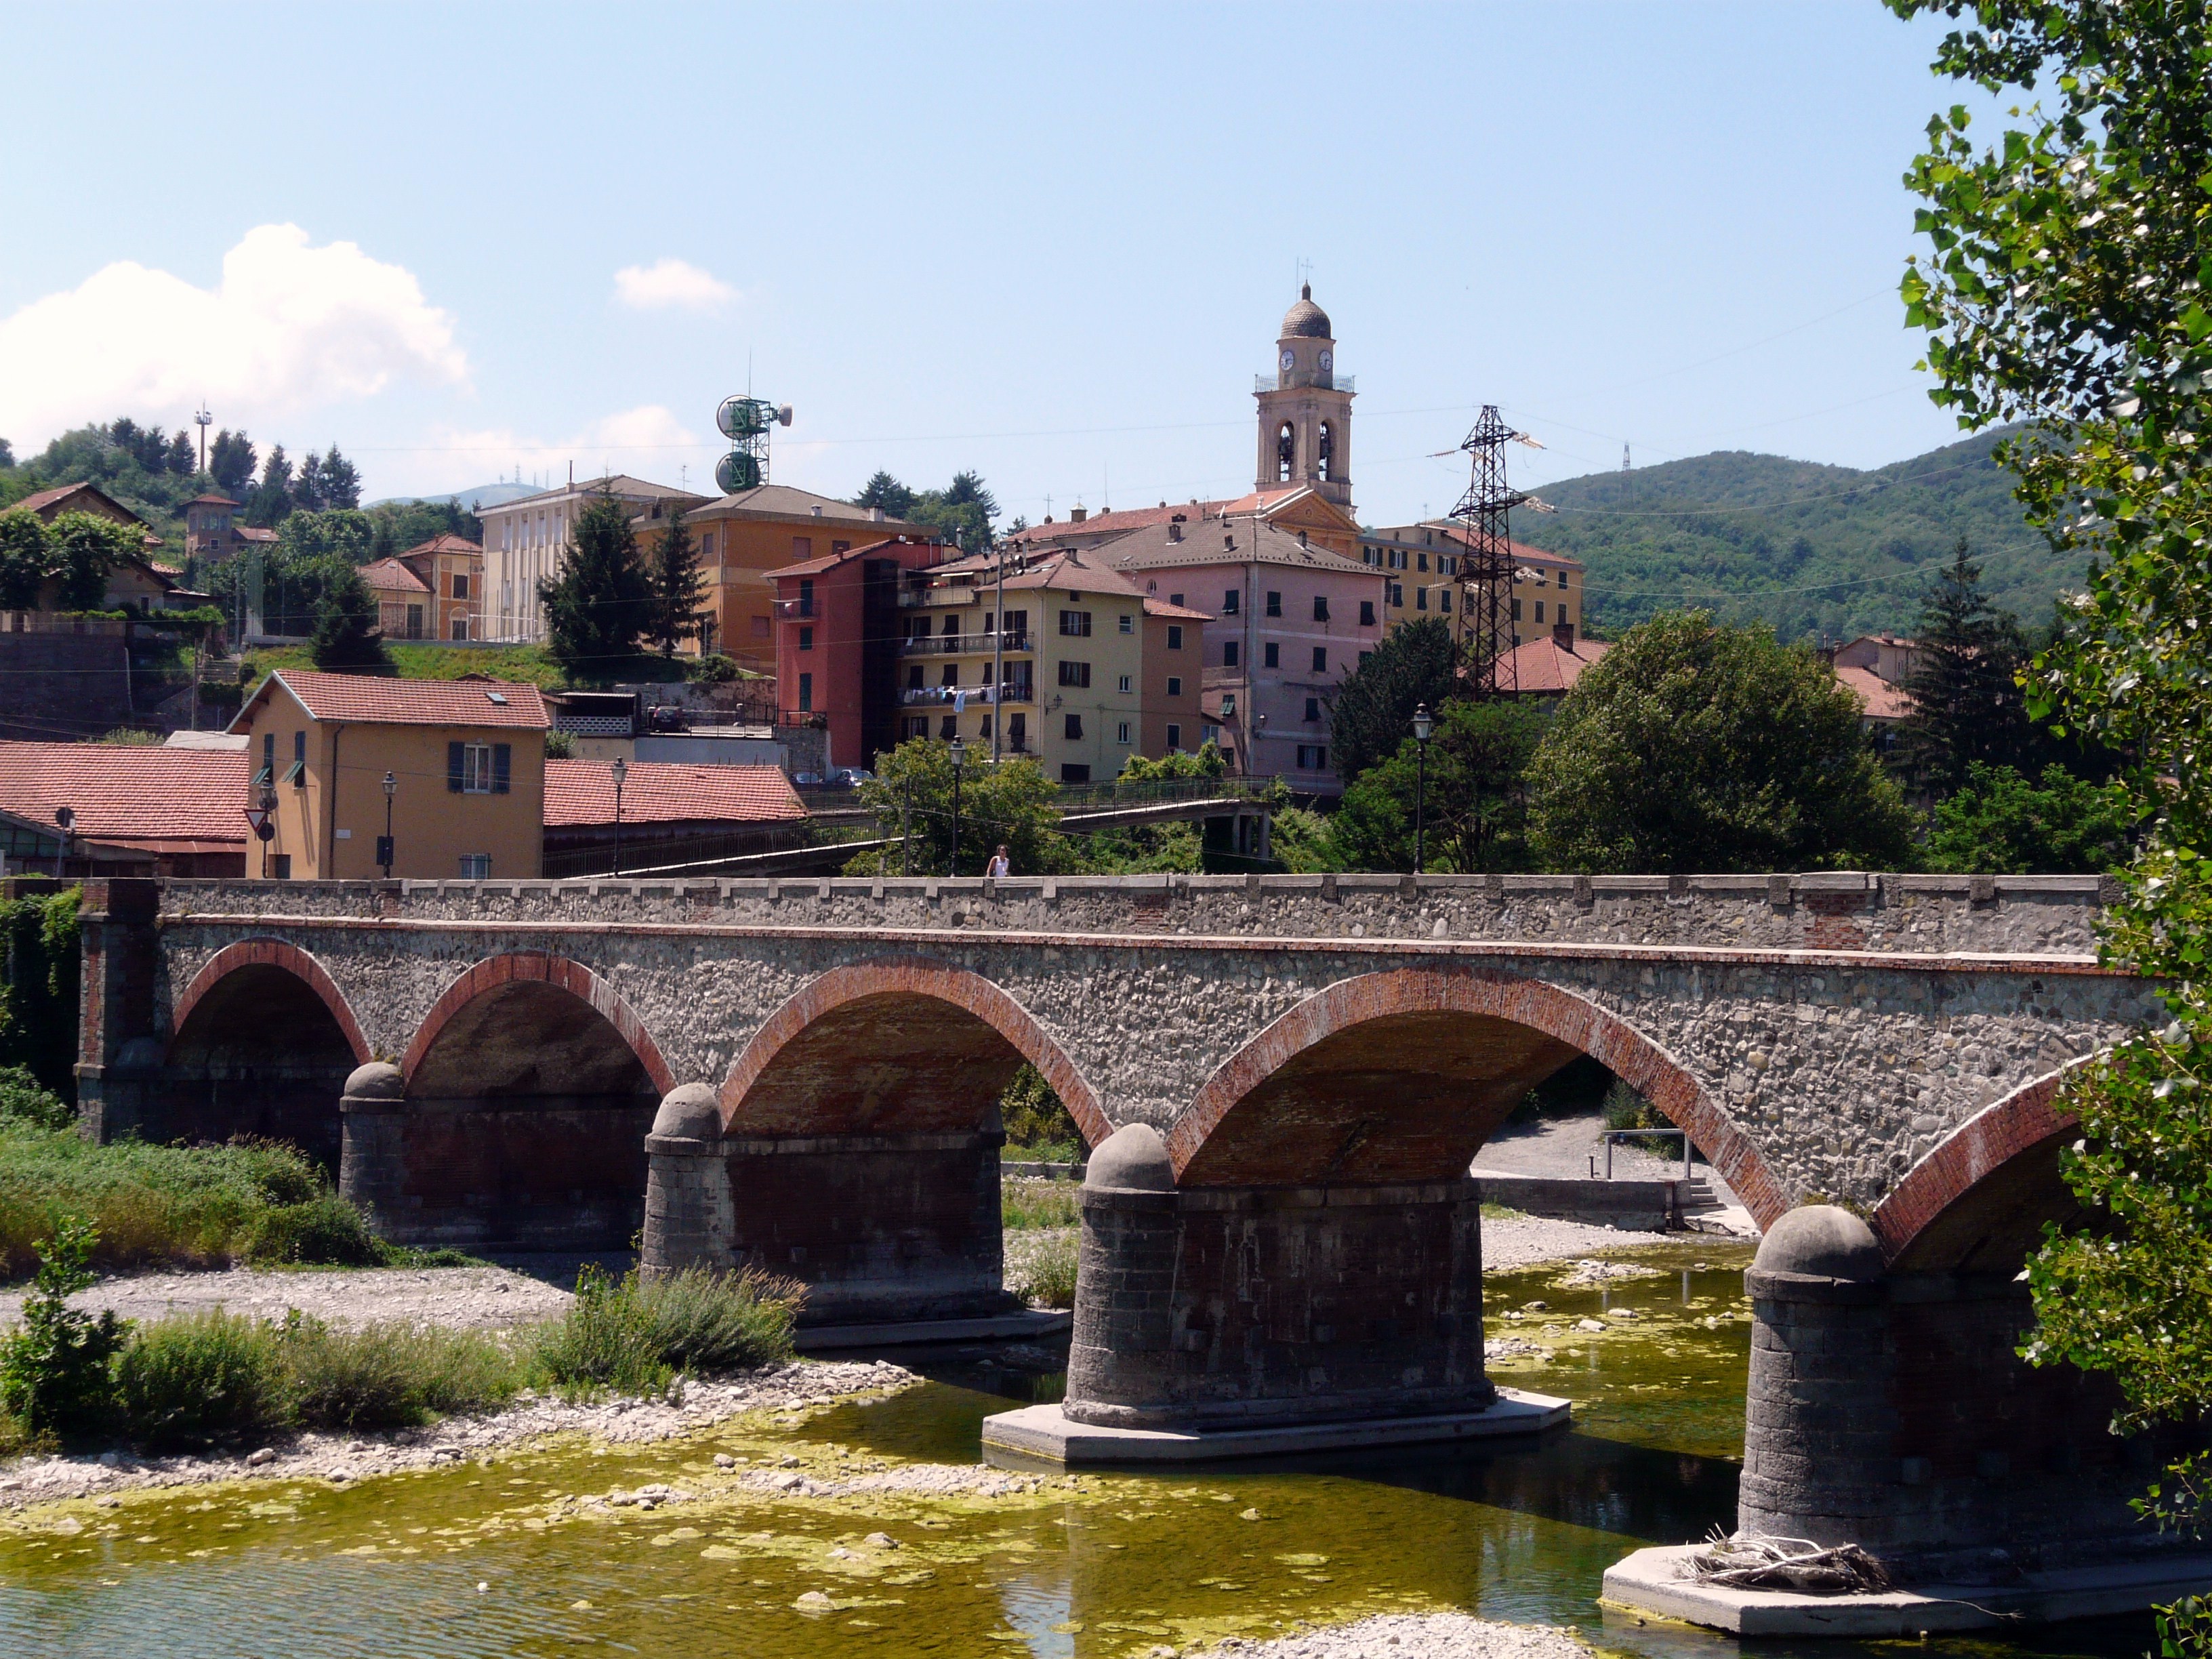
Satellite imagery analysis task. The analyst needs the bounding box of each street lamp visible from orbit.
[1411,703,1433,875]
[947,736,968,876]
[379,771,396,878]
[611,756,628,878]
[53,806,73,879]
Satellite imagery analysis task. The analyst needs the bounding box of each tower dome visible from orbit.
[1280,283,1332,340]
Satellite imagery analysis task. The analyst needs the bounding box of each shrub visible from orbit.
[245,1192,384,1267]
[281,1316,517,1431]
[531,1265,800,1399]
[117,1310,287,1450]
[1011,1231,1078,1310]
[0,1218,125,1443]
[0,1067,73,1131]
[1000,1065,1081,1155]
[1002,1179,1080,1231]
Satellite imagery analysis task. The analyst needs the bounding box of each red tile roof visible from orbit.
[1143,597,1212,620]
[0,742,248,847]
[775,535,948,580]
[359,558,432,595]
[234,527,279,544]
[1502,633,1610,695]
[400,533,483,558]
[233,670,551,731]
[543,760,805,827]
[1835,664,1914,722]
[184,493,241,508]
[7,482,149,526]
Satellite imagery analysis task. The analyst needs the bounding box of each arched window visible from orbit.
[1317,422,1334,483]
[1276,422,1295,483]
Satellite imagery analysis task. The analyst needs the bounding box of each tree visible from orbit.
[647,506,703,656]
[1923,762,2137,875]
[540,491,651,676]
[1893,3,2212,1604]
[853,471,916,519]
[1330,699,1549,873]
[246,445,292,526]
[45,512,138,611]
[1324,615,1461,785]
[164,431,196,476]
[1525,611,1917,873]
[309,564,390,672]
[0,511,47,609]
[905,470,999,552]
[208,429,256,493]
[293,450,327,513]
[1898,538,2032,792]
[0,438,16,470]
[316,445,361,510]
[849,740,1076,876]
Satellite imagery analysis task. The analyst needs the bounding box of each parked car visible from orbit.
[792,772,825,787]
[830,767,874,788]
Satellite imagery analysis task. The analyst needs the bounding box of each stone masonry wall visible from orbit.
[136,874,2158,1218]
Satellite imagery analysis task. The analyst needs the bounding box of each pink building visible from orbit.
[1100,512,1387,793]
[770,537,950,773]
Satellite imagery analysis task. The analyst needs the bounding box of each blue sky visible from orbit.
[0,3,1995,521]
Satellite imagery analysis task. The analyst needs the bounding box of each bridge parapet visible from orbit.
[159,870,2114,959]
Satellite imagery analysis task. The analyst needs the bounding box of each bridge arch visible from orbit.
[158,939,371,1168]
[718,957,1106,1144]
[1166,966,1785,1223]
[380,952,670,1248]
[1873,1061,2094,1273]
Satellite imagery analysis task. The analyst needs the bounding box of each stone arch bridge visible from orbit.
[74,870,2162,1566]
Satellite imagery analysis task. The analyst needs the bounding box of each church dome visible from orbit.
[1280,283,1332,340]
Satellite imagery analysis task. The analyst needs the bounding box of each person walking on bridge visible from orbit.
[987,844,1010,878]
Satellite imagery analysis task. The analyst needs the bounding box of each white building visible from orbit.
[480,474,703,643]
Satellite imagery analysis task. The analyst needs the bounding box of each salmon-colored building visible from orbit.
[770,537,951,771]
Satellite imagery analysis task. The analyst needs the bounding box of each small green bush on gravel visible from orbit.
[1002,1178,1080,1231]
[531,1265,802,1401]
[0,1218,125,1444]
[117,1309,288,1451]
[280,1316,519,1432]
[1010,1231,1078,1311]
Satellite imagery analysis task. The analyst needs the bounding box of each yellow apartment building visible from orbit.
[894,548,1149,784]
[1359,521,1586,649]
[230,670,550,881]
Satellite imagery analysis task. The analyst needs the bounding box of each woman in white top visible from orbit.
[986,844,1011,878]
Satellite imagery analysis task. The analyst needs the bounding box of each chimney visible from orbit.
[1168,520,1183,543]
[1223,532,1235,551]
[1552,620,1575,651]
[1070,504,1088,524]
[1298,529,1308,548]
[811,504,823,517]
[869,506,885,522]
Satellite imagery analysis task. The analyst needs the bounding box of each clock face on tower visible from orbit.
[1279,348,1295,371]
[1318,350,1333,373]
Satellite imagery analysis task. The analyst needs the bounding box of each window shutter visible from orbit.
[492,743,512,794]
[447,742,464,793]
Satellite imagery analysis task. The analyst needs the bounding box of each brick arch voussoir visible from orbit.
[1168,965,1788,1225]
[1870,1058,2095,1266]
[400,951,674,1096]
[167,939,372,1066]
[717,957,1109,1146]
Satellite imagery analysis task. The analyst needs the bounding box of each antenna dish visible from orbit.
[714,394,787,491]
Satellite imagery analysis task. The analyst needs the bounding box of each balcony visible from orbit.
[773,598,814,619]
[1254,372,1354,395]
[899,683,1034,708]
[897,583,977,608]
[900,633,1033,657]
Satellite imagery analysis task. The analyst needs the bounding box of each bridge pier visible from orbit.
[1738,1206,2150,1565]
[641,1084,1017,1326]
[986,1125,1566,1463]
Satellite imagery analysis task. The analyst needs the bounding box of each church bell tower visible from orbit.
[1254,283,1354,510]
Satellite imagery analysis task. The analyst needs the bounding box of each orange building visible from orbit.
[396,534,483,641]
[639,485,925,673]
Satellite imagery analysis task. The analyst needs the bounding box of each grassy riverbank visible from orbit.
[1000,1177,1078,1307]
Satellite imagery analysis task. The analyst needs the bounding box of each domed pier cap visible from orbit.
[1084,1123,1174,1192]
[343,1061,403,1101]
[1755,1204,1883,1282]
[651,1082,722,1142]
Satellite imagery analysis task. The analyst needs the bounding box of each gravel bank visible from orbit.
[0,1263,574,1332]
[1211,1612,1592,1659]
[0,1357,920,1513]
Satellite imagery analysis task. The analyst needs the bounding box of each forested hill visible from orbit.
[1502,426,2085,642]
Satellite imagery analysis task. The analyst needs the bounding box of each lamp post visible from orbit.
[1411,702,1433,875]
[255,787,275,879]
[610,756,628,877]
[53,806,74,879]
[379,771,396,878]
[947,736,967,876]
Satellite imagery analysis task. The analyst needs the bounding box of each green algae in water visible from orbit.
[0,1239,2154,1659]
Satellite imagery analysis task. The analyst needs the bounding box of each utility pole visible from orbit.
[991,542,1006,762]
[194,404,212,474]
[900,777,912,876]
[1450,406,1534,699]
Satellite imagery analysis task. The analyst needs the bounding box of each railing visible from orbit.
[1254,373,1354,394]
[896,585,976,608]
[899,634,1032,656]
[1050,774,1277,811]
[898,685,1033,708]
[772,598,814,619]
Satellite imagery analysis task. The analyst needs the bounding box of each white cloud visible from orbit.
[386,405,709,499]
[0,224,467,449]
[613,258,738,313]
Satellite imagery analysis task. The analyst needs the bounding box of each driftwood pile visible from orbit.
[1685,1530,1896,1595]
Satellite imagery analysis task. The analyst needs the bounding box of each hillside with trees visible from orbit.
[1504,426,2082,642]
